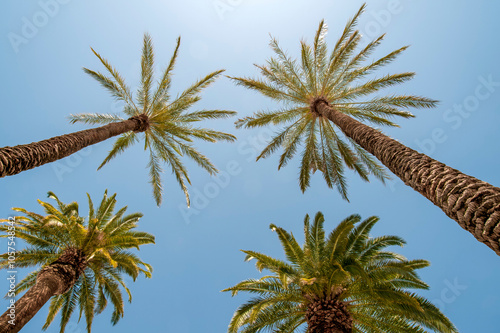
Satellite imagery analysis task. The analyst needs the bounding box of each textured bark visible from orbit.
[0,115,148,178]
[305,293,353,333]
[0,248,87,333]
[313,99,500,255]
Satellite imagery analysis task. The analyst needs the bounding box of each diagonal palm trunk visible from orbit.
[314,99,500,255]
[0,115,148,178]
[0,248,86,333]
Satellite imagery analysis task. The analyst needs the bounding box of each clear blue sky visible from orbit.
[1,0,500,332]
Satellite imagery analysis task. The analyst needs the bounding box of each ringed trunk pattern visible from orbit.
[305,295,353,333]
[0,115,149,178]
[313,99,500,255]
[0,248,87,333]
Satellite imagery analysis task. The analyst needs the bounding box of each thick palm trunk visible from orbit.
[305,295,353,333]
[0,248,86,333]
[314,99,500,255]
[0,115,148,178]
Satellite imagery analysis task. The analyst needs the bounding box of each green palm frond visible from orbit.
[81,67,132,105]
[97,131,139,170]
[150,36,181,110]
[67,113,125,125]
[137,33,155,113]
[171,70,225,107]
[232,4,438,200]
[71,33,236,206]
[0,191,154,333]
[224,212,457,332]
[43,294,65,330]
[88,48,137,109]
[59,281,80,332]
[177,109,236,122]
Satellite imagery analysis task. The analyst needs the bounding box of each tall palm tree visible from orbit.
[0,191,154,333]
[0,34,236,206]
[231,5,500,255]
[223,212,457,333]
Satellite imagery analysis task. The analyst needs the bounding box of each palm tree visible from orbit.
[223,212,457,333]
[0,34,236,206]
[0,191,154,333]
[231,4,500,255]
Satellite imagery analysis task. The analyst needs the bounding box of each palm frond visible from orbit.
[97,131,139,170]
[172,70,225,107]
[230,76,303,104]
[88,47,137,110]
[137,33,155,113]
[147,150,164,206]
[230,4,436,201]
[224,211,457,332]
[68,113,125,125]
[178,109,237,122]
[75,34,235,207]
[0,192,153,332]
[150,36,181,109]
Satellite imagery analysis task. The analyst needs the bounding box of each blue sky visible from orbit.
[1,0,500,332]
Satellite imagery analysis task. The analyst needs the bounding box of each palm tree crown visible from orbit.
[70,33,236,206]
[232,4,436,199]
[223,212,457,332]
[0,191,154,332]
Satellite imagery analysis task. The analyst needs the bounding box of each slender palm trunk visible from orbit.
[0,248,86,333]
[314,99,500,255]
[0,115,148,178]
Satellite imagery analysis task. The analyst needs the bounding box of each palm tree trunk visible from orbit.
[0,248,86,333]
[305,296,353,333]
[314,99,500,255]
[0,115,148,178]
